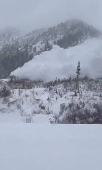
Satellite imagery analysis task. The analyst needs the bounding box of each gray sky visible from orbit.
[0,0,101,32]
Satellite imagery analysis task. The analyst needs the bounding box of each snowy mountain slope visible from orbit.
[0,19,101,78]
[0,28,46,78]
[30,20,101,50]
[0,27,46,50]
[11,38,102,81]
[0,28,21,50]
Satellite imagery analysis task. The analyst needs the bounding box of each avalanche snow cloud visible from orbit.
[11,38,102,81]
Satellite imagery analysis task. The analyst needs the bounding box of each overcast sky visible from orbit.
[0,0,101,32]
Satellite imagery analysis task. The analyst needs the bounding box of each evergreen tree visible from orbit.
[44,40,52,51]
[76,61,81,94]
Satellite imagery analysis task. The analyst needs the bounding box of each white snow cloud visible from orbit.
[11,38,102,81]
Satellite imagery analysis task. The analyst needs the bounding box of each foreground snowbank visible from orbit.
[11,38,102,81]
[0,125,101,170]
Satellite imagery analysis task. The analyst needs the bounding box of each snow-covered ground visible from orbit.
[0,113,23,123]
[0,80,102,169]
[11,38,102,81]
[0,79,102,123]
[0,124,102,170]
[0,112,51,123]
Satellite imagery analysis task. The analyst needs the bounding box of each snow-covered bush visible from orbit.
[0,86,11,98]
[55,102,102,124]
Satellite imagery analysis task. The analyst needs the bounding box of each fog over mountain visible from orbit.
[0,0,102,32]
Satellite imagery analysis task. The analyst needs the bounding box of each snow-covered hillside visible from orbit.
[11,38,102,81]
[0,28,21,50]
[0,87,52,123]
[0,77,102,124]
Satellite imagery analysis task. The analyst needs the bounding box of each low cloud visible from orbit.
[0,0,102,31]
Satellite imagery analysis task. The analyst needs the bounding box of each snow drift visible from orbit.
[11,38,102,81]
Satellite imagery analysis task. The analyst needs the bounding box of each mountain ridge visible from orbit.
[0,19,101,78]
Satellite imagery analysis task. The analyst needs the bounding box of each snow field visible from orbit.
[0,125,102,170]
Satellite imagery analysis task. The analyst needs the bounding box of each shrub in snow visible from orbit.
[0,86,11,98]
[25,115,32,123]
[49,117,56,124]
[40,105,45,110]
[55,102,102,124]
[32,108,45,115]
